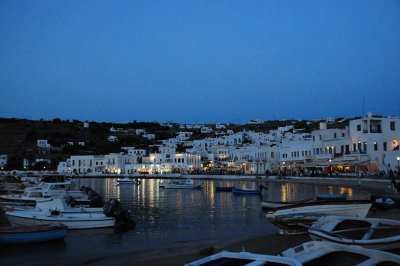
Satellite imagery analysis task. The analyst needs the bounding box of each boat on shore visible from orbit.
[281,240,400,265]
[266,200,372,227]
[163,179,203,189]
[184,251,301,266]
[0,223,67,244]
[232,187,260,195]
[308,215,400,250]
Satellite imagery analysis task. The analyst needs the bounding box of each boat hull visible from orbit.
[0,224,67,244]
[232,187,260,195]
[184,251,301,266]
[266,201,372,225]
[6,211,114,229]
[309,216,400,250]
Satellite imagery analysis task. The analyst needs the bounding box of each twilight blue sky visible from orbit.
[1,1,400,123]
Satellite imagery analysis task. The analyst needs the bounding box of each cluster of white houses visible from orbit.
[57,114,400,176]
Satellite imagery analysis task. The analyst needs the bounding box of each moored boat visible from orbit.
[6,198,135,230]
[163,179,203,189]
[308,215,400,250]
[184,251,301,266]
[0,223,67,244]
[117,177,141,185]
[281,240,400,265]
[232,187,260,195]
[261,193,348,210]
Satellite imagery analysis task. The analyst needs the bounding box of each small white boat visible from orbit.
[281,240,400,265]
[308,215,400,250]
[117,177,140,185]
[266,200,372,226]
[184,251,301,266]
[6,198,114,229]
[163,179,203,189]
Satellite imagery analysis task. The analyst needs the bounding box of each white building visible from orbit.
[37,140,51,148]
[0,155,7,167]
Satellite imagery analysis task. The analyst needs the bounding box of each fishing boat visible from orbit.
[184,251,301,266]
[163,179,203,189]
[117,177,141,185]
[232,187,260,195]
[308,215,400,250]
[5,198,135,230]
[266,200,372,226]
[0,223,67,244]
[281,240,400,265]
[0,190,53,208]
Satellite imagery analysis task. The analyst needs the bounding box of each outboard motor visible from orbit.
[103,199,136,233]
[103,199,121,217]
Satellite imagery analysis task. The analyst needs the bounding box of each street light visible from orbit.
[397,157,400,172]
[329,159,332,176]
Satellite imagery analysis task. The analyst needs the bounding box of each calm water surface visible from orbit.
[1,177,366,265]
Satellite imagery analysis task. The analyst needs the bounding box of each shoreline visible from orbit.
[88,208,400,266]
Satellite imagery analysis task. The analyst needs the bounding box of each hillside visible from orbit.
[0,117,350,170]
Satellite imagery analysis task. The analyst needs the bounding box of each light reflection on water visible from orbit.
[0,177,369,265]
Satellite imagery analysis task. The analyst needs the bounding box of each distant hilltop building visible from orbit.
[247,119,264,124]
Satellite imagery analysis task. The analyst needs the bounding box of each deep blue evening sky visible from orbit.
[1,1,400,123]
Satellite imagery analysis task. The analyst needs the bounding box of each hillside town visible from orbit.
[1,113,399,178]
[47,113,399,178]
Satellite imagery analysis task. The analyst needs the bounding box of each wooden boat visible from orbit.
[232,187,260,195]
[261,197,315,209]
[0,223,67,244]
[281,240,400,265]
[215,186,232,192]
[266,200,372,226]
[308,215,400,250]
[163,179,203,189]
[184,251,301,266]
[261,193,347,210]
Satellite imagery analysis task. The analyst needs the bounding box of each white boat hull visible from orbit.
[282,240,400,264]
[267,202,371,219]
[185,251,301,266]
[6,211,114,229]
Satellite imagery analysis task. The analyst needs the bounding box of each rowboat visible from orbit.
[266,200,372,227]
[163,179,203,189]
[0,224,67,244]
[261,193,347,210]
[308,215,400,250]
[232,187,260,195]
[281,240,400,265]
[184,251,301,266]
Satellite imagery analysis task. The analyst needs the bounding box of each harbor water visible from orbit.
[0,177,367,265]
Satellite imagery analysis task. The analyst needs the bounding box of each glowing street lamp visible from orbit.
[397,157,400,172]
